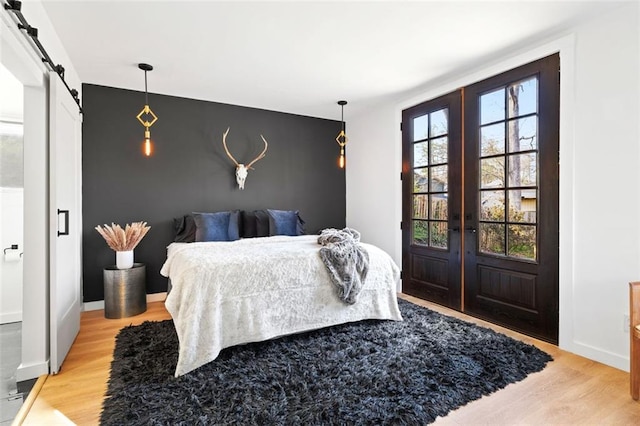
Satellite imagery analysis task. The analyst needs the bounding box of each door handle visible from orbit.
[465,226,477,233]
[57,209,69,236]
[448,226,460,232]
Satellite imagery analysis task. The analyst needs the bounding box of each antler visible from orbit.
[222,127,239,167]
[245,135,269,169]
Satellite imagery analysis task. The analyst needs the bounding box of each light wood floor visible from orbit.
[16,294,640,425]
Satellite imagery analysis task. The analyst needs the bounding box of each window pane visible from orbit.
[508,224,536,260]
[480,190,505,221]
[413,194,428,219]
[413,168,428,192]
[412,220,428,245]
[430,136,448,164]
[430,165,448,192]
[508,153,537,187]
[480,157,505,188]
[508,77,537,118]
[508,189,537,223]
[0,122,24,188]
[480,88,505,125]
[413,115,428,141]
[430,108,448,138]
[508,116,537,152]
[479,223,505,255]
[0,121,23,136]
[480,123,505,157]
[430,222,448,249]
[430,194,448,220]
[413,141,429,167]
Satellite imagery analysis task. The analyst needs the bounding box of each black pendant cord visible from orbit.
[144,70,149,106]
[3,0,83,113]
[337,100,347,137]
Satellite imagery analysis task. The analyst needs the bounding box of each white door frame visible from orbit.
[2,9,51,381]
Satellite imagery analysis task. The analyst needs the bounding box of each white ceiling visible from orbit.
[40,0,622,120]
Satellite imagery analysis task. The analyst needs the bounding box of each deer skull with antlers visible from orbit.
[222,127,269,190]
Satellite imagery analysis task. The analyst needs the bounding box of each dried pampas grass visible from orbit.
[95,222,151,251]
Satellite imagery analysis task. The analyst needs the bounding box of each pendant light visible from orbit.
[336,100,348,169]
[136,63,158,156]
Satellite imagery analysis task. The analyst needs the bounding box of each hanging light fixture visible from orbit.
[136,63,158,156]
[336,100,348,169]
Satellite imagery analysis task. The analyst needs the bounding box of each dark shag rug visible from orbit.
[100,299,552,425]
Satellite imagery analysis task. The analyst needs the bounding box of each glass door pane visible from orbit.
[477,76,539,261]
[411,109,449,249]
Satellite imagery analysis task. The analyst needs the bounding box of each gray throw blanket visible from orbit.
[317,228,369,304]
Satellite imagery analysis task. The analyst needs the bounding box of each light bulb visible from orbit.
[143,138,153,157]
[143,130,153,156]
[339,154,345,169]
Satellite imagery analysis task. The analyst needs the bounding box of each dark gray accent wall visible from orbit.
[82,84,345,302]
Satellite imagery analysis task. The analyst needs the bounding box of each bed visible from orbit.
[161,234,403,377]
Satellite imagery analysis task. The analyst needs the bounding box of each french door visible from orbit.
[401,91,463,310]
[402,54,559,343]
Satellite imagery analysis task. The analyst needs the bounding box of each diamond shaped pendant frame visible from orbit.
[137,104,158,128]
[336,130,348,147]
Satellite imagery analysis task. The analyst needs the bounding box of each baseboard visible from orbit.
[16,360,49,382]
[568,340,629,372]
[82,300,104,312]
[83,292,167,312]
[147,292,168,303]
[0,311,22,324]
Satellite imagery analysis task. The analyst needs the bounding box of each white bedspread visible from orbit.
[161,235,402,377]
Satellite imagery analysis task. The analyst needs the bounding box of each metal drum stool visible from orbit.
[103,263,147,318]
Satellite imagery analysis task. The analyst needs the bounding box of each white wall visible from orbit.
[0,65,24,324]
[347,3,639,371]
[0,188,23,323]
[1,0,82,381]
[346,100,401,273]
[566,3,639,368]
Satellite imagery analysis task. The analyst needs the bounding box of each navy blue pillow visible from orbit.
[193,210,240,242]
[267,209,305,236]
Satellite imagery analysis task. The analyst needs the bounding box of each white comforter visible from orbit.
[161,235,402,377]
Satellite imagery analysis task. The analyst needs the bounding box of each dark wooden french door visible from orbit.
[402,91,463,310]
[402,54,560,343]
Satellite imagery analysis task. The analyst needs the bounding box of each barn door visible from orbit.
[49,72,82,373]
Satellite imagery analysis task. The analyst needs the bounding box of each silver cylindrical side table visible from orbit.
[103,263,147,319]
